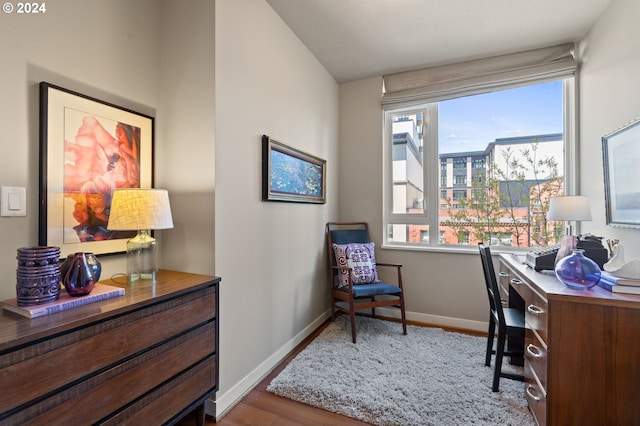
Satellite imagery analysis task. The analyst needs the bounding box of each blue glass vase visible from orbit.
[555,249,601,290]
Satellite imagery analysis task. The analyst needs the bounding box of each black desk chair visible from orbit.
[478,243,525,391]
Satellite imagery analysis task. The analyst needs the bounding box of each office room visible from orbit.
[0,0,638,425]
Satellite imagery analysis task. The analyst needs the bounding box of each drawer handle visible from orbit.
[510,278,523,285]
[527,304,543,315]
[526,384,542,402]
[499,272,509,277]
[526,344,543,358]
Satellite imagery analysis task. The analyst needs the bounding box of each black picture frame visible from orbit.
[602,116,640,228]
[39,82,154,256]
[262,135,326,204]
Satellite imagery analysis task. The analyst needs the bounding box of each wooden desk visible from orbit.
[0,270,220,426]
[499,254,640,426]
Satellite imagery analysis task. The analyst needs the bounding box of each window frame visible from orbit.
[382,77,577,250]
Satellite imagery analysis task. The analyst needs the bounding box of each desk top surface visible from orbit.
[500,253,640,309]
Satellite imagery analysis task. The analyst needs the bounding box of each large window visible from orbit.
[384,79,573,248]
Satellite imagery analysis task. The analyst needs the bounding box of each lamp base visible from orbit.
[126,230,158,284]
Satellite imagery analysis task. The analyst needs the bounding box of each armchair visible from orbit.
[326,222,407,343]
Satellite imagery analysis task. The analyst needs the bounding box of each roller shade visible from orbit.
[382,43,576,108]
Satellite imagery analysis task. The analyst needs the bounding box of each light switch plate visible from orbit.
[1,186,26,217]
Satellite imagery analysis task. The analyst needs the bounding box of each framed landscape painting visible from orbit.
[602,116,640,228]
[262,135,326,204]
[39,82,154,257]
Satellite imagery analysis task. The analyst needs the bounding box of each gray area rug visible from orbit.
[267,316,534,425]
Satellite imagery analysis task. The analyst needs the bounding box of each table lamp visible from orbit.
[547,195,592,236]
[107,188,174,284]
[548,195,592,265]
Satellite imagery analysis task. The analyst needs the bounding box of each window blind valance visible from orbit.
[382,43,576,108]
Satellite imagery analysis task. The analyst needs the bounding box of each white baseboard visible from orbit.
[208,311,331,420]
[208,308,487,420]
[376,306,488,333]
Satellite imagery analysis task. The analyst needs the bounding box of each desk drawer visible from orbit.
[525,363,547,426]
[524,328,547,393]
[518,282,548,344]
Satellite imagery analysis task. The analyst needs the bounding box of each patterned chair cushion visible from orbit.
[332,242,380,288]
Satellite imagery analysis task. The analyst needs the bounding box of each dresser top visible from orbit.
[0,269,220,352]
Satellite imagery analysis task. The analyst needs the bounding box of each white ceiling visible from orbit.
[266,0,612,83]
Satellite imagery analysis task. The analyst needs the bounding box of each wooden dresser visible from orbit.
[499,254,640,426]
[0,270,220,426]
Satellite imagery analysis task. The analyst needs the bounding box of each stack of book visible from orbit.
[598,271,640,294]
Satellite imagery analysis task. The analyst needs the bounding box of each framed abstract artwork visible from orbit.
[262,135,326,204]
[39,82,154,256]
[602,116,640,228]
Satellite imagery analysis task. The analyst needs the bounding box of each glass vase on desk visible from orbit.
[555,249,601,290]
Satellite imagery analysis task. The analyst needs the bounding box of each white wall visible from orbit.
[579,0,640,259]
[158,0,216,274]
[214,0,339,417]
[0,0,161,300]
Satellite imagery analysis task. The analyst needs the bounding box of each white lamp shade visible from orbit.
[107,188,174,231]
[547,196,592,221]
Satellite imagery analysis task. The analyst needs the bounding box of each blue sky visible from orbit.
[438,80,563,154]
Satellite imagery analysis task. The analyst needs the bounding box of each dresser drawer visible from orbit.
[518,281,548,344]
[101,355,217,426]
[13,321,216,425]
[0,286,216,420]
[525,363,547,426]
[524,328,547,393]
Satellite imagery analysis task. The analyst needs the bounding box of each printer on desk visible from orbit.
[525,234,609,272]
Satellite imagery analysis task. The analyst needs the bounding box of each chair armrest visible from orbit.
[330,265,355,289]
[331,265,352,271]
[374,263,404,289]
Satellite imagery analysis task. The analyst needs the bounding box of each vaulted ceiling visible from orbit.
[266,0,612,83]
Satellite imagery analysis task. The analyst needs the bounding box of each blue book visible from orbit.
[600,271,640,286]
[598,278,640,295]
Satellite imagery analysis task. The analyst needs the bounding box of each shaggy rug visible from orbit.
[267,316,534,426]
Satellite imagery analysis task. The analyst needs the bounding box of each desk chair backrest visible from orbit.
[478,243,505,328]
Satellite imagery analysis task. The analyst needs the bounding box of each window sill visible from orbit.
[380,243,527,256]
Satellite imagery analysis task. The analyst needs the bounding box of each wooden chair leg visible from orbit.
[350,310,357,343]
[400,295,407,335]
[492,332,506,392]
[485,317,496,367]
